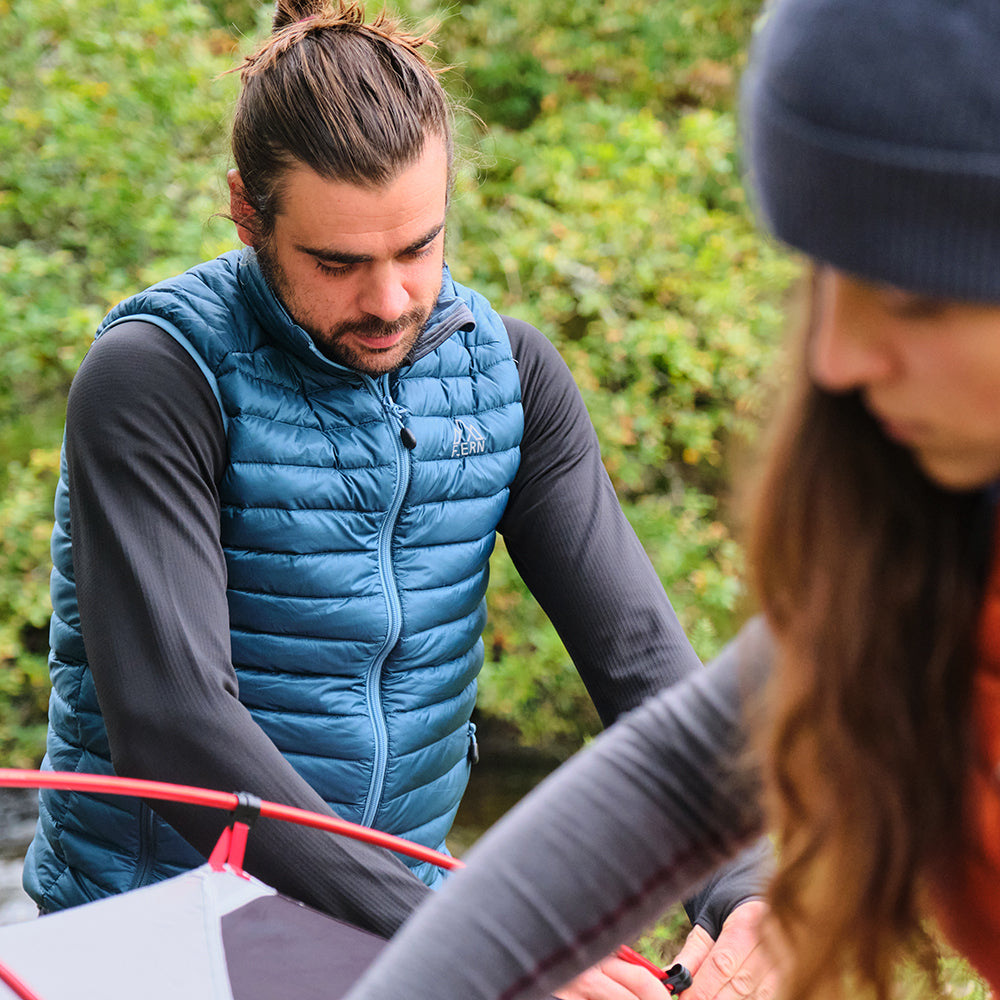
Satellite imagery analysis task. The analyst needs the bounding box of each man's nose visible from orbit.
[358,263,410,322]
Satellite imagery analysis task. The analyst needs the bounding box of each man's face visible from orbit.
[234,138,448,376]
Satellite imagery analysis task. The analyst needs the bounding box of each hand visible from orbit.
[670,901,776,1000]
[555,954,673,1000]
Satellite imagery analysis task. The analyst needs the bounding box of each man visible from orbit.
[25,4,771,998]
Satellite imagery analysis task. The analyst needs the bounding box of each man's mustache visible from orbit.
[331,309,427,341]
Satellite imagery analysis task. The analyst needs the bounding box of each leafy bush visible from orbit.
[0,450,61,766]
[0,0,241,425]
[448,97,796,741]
[435,0,761,129]
[451,101,795,500]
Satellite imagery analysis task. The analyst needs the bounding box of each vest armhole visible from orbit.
[101,313,228,433]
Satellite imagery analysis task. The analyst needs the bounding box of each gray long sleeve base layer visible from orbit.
[342,623,772,1000]
[64,311,764,936]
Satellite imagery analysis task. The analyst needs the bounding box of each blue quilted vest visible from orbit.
[25,249,523,910]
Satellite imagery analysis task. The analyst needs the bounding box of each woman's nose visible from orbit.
[809,272,896,391]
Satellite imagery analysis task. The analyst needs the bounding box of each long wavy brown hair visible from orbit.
[748,282,992,1000]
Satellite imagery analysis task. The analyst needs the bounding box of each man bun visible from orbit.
[272,0,333,32]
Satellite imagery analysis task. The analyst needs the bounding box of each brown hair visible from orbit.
[748,282,990,1000]
[230,0,453,240]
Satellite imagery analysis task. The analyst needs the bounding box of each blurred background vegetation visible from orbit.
[0,0,799,767]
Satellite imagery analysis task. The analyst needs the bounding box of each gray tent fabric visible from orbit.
[222,893,387,999]
[0,865,386,1000]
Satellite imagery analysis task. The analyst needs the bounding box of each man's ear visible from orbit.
[227,169,258,247]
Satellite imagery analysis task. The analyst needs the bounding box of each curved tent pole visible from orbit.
[0,770,691,1000]
[0,767,466,1000]
[0,768,464,871]
[0,962,45,1000]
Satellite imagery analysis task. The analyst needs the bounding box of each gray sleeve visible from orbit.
[500,317,703,722]
[344,622,772,1000]
[500,318,771,931]
[66,321,429,937]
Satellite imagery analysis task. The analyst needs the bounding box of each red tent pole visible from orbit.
[0,768,468,998]
[0,960,45,1000]
[0,768,464,871]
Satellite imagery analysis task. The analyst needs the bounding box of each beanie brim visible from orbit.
[742,72,1000,303]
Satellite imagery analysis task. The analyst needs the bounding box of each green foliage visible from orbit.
[0,0,244,764]
[435,0,761,129]
[201,0,267,35]
[478,537,602,753]
[633,906,696,965]
[454,93,796,742]
[0,0,240,424]
[0,450,61,766]
[0,246,104,421]
[450,101,796,502]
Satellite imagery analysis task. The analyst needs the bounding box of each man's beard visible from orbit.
[256,242,431,376]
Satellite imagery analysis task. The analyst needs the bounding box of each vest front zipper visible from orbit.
[360,374,413,828]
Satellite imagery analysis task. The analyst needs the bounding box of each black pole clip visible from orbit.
[661,964,693,994]
[230,791,262,830]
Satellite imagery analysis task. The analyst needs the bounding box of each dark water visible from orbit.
[0,752,559,926]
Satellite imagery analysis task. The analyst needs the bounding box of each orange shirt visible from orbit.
[930,541,1000,989]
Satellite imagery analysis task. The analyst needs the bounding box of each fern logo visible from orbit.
[452,418,486,457]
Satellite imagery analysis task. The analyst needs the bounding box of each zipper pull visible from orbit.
[382,395,417,450]
[467,722,479,765]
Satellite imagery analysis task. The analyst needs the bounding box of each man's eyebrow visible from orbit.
[295,221,446,265]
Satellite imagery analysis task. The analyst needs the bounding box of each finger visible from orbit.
[599,956,674,1000]
[555,959,663,1000]
[675,901,772,1000]
[709,948,778,1000]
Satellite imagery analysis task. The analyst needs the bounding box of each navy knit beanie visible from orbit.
[741,0,1000,302]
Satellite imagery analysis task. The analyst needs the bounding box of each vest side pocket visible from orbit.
[128,802,158,891]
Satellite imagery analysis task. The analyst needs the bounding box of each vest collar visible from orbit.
[235,248,476,375]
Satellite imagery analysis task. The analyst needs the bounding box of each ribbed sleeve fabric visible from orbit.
[499,318,704,717]
[341,624,772,1000]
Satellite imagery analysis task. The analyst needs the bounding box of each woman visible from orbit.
[342,0,1000,996]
